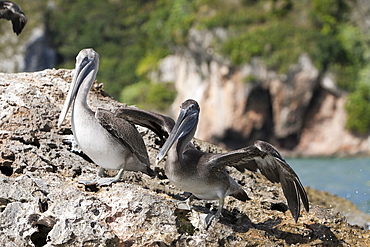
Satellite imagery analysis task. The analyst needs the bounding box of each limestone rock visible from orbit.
[156,28,370,155]
[0,69,369,246]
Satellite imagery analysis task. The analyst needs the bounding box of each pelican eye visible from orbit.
[80,56,91,67]
[187,104,194,111]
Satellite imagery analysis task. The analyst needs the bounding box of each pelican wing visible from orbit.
[0,1,27,35]
[206,145,263,172]
[207,141,309,222]
[252,141,309,217]
[95,108,150,165]
[10,12,26,34]
[114,106,175,144]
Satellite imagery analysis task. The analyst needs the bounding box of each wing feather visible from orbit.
[280,175,301,222]
[95,108,150,165]
[11,13,26,34]
[207,140,309,221]
[254,141,309,220]
[0,1,27,35]
[114,106,175,144]
[207,145,264,172]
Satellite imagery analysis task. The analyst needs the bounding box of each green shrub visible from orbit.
[345,83,370,134]
[46,0,370,123]
[120,81,176,112]
[136,49,170,77]
[48,0,173,100]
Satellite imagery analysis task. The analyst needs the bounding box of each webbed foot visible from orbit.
[78,178,99,186]
[78,176,121,186]
[177,194,194,210]
[201,198,224,229]
[78,167,125,186]
[177,201,192,210]
[199,212,219,229]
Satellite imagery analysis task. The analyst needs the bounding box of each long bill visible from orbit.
[155,105,198,165]
[57,56,94,128]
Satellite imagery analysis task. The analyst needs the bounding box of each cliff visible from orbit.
[155,28,370,156]
[2,1,370,157]
[0,69,369,246]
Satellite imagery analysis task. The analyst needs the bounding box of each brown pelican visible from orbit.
[0,1,27,35]
[156,99,309,227]
[58,48,154,186]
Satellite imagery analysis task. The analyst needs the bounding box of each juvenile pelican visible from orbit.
[0,1,27,35]
[58,49,154,186]
[156,99,309,227]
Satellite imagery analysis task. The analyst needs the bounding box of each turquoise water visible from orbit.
[287,158,370,214]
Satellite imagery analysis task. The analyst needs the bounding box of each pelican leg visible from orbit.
[78,167,105,185]
[78,166,126,186]
[177,194,195,210]
[95,167,125,186]
[202,198,224,229]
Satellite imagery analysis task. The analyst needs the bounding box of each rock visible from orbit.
[296,89,370,157]
[306,187,370,229]
[268,54,319,146]
[156,28,370,155]
[0,69,369,246]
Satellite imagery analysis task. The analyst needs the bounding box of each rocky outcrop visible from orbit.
[156,29,370,156]
[0,69,369,246]
[296,90,370,156]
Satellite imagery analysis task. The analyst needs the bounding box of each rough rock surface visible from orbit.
[0,69,369,246]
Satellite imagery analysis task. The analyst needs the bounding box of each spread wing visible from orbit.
[95,108,150,166]
[207,140,309,222]
[0,1,27,35]
[114,106,175,144]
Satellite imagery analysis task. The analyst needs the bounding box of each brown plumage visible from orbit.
[114,106,175,145]
[0,1,27,35]
[154,99,309,227]
[114,99,309,227]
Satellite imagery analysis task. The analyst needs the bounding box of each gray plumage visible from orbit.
[155,99,309,227]
[0,1,27,35]
[114,106,175,145]
[95,108,152,169]
[58,48,154,186]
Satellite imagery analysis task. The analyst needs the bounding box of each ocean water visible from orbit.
[287,158,370,215]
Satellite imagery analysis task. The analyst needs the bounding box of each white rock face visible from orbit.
[156,29,370,155]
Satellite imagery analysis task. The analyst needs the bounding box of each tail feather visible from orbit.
[232,189,250,202]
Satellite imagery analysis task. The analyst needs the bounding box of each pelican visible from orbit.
[0,1,27,35]
[58,48,155,186]
[156,99,309,227]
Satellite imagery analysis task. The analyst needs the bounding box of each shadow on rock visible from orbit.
[306,223,344,246]
[253,219,344,246]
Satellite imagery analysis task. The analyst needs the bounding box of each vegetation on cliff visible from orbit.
[42,0,370,132]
